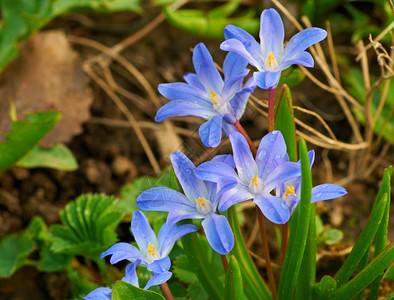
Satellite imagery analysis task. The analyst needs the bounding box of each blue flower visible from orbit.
[155,42,256,147]
[195,131,301,224]
[137,151,236,255]
[84,263,139,300]
[276,150,347,214]
[98,210,196,291]
[220,8,327,90]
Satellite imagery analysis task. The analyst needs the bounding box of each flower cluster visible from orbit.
[86,8,347,299]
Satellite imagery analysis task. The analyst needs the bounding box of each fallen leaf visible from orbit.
[0,30,93,147]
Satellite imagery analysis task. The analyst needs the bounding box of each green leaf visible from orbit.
[315,276,337,299]
[38,244,73,272]
[329,242,394,299]
[228,207,272,300]
[50,194,122,258]
[274,86,297,162]
[0,111,61,172]
[278,67,306,88]
[278,138,312,300]
[163,3,259,39]
[16,143,78,171]
[181,232,225,300]
[323,229,343,246]
[225,256,245,300]
[0,234,34,277]
[334,193,388,287]
[383,262,394,280]
[112,280,166,300]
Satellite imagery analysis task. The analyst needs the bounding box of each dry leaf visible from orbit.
[0,30,93,147]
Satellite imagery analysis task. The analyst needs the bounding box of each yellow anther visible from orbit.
[251,175,259,186]
[285,186,295,199]
[266,51,276,67]
[196,197,207,207]
[147,243,157,256]
[209,90,220,105]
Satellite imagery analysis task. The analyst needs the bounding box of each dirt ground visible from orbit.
[0,5,393,299]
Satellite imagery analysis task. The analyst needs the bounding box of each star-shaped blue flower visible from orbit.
[196,131,301,224]
[137,151,236,255]
[155,42,255,147]
[97,210,196,292]
[276,150,348,214]
[220,8,327,90]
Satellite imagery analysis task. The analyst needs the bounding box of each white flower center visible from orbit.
[249,175,263,194]
[265,51,279,71]
[195,197,213,215]
[147,243,160,262]
[285,185,296,200]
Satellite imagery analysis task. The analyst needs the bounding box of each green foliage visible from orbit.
[0,111,61,172]
[0,233,34,277]
[315,276,337,298]
[112,280,166,300]
[16,143,78,171]
[278,138,312,300]
[225,256,245,300]
[316,216,343,246]
[383,263,394,280]
[50,194,123,258]
[163,1,259,39]
[0,0,141,72]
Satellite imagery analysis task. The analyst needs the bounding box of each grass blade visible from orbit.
[225,256,245,300]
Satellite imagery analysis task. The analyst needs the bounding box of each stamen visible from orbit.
[251,175,259,186]
[285,186,295,199]
[209,90,220,105]
[266,52,276,67]
[147,243,157,256]
[196,197,207,207]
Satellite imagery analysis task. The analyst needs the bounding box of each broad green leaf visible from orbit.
[0,234,34,277]
[27,216,48,246]
[334,193,388,287]
[274,86,297,162]
[278,138,312,300]
[16,143,78,170]
[225,256,244,300]
[163,3,259,39]
[38,244,73,272]
[0,0,141,72]
[112,280,166,300]
[0,111,61,171]
[329,242,394,299]
[278,67,306,88]
[323,229,343,246]
[228,207,272,300]
[50,194,122,258]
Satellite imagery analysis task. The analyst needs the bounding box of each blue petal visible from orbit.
[122,261,141,287]
[137,187,194,211]
[256,130,287,181]
[283,28,327,61]
[279,51,314,70]
[221,39,263,69]
[311,184,347,203]
[167,208,204,225]
[199,114,224,147]
[193,43,224,94]
[223,52,249,80]
[286,194,300,215]
[218,184,254,211]
[231,77,256,120]
[144,271,172,290]
[202,213,234,254]
[222,122,237,137]
[158,223,197,256]
[211,154,235,168]
[155,100,215,122]
[221,70,249,104]
[263,162,301,192]
[131,211,158,256]
[148,256,171,273]
[171,151,208,200]
[259,9,284,58]
[229,131,258,183]
[84,287,112,300]
[183,73,205,90]
[195,161,238,183]
[158,82,210,105]
[253,71,281,90]
[254,194,290,224]
[308,150,315,168]
[101,242,146,265]
[224,25,263,66]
